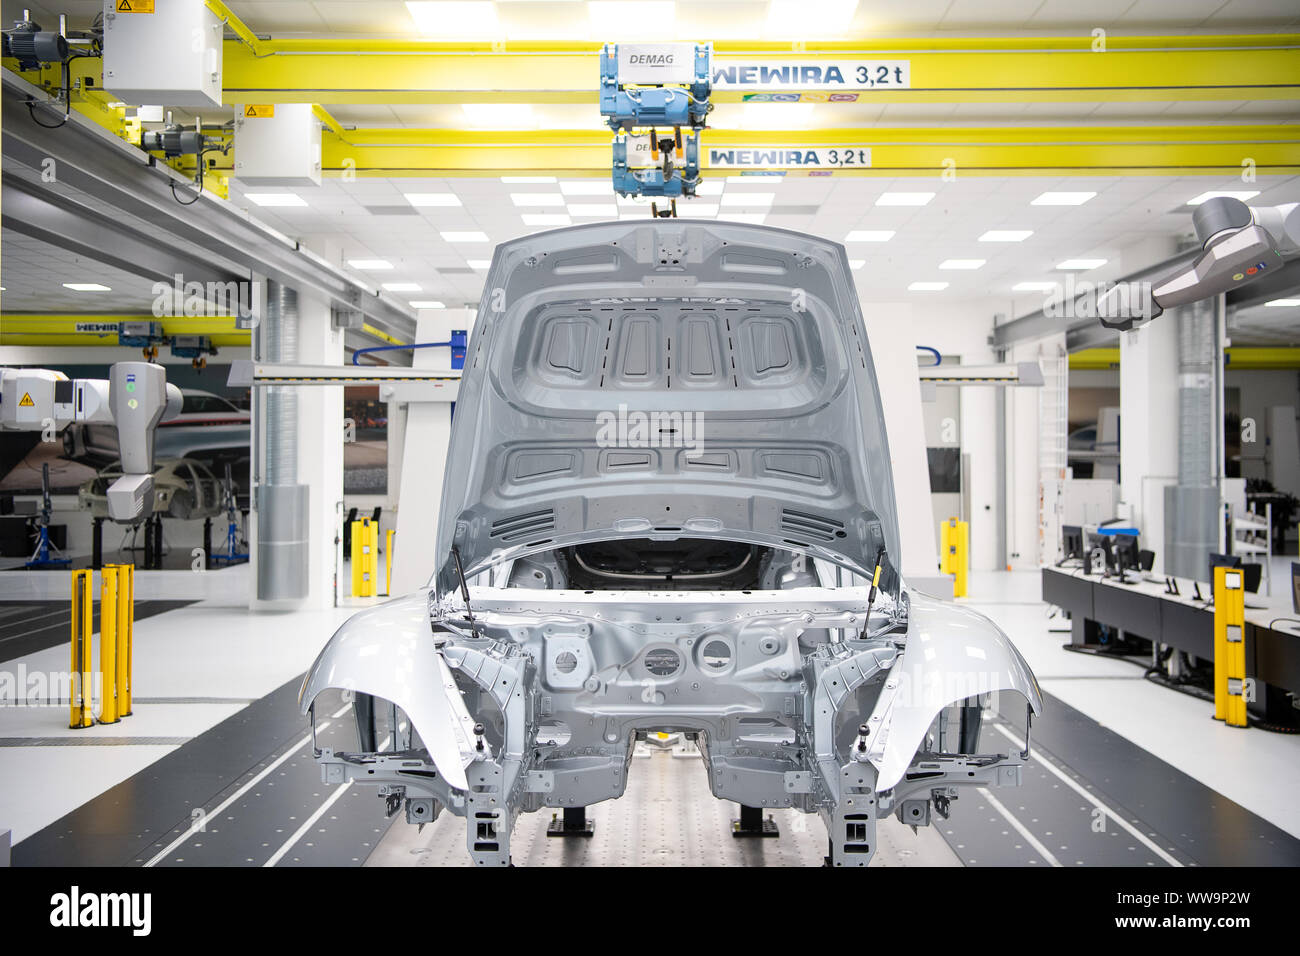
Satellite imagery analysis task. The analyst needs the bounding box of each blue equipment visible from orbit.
[600,43,711,131]
[612,131,699,200]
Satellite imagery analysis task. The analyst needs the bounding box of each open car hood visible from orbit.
[433,220,901,598]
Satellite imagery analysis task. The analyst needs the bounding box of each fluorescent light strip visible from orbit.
[409,300,446,309]
[382,282,421,292]
[245,193,306,207]
[63,282,111,292]
[1264,298,1300,307]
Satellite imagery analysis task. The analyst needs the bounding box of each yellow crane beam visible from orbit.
[320,124,1300,177]
[1070,347,1300,369]
[223,35,1300,106]
[0,315,250,347]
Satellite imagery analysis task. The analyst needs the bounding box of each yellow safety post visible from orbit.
[69,570,94,729]
[352,517,378,597]
[98,566,120,724]
[114,563,134,718]
[1213,566,1248,728]
[350,520,363,596]
[385,529,395,596]
[943,517,969,598]
[369,520,380,594]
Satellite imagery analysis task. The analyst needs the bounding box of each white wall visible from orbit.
[892,301,1004,572]
[388,308,475,596]
[1228,368,1300,485]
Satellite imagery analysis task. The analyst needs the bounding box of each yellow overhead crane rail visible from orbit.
[1070,347,1300,370]
[316,122,1300,178]
[3,55,234,198]
[221,34,1300,106]
[0,315,251,348]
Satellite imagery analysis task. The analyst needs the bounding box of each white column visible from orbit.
[1119,309,1179,573]
[860,302,942,588]
[389,308,475,596]
[249,288,343,608]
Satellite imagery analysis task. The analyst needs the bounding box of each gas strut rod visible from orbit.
[450,545,479,639]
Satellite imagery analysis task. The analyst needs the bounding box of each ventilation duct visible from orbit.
[1163,295,1222,580]
[256,281,310,600]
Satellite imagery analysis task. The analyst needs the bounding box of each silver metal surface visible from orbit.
[364,749,963,867]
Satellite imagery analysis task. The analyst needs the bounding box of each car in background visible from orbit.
[78,457,222,521]
[64,388,249,464]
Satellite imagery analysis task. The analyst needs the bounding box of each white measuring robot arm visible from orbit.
[1098,197,1300,331]
[0,361,181,524]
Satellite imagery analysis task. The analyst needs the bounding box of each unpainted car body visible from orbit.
[300,221,1042,866]
[78,456,222,520]
[64,388,249,463]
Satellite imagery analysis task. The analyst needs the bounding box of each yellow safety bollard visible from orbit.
[350,520,363,596]
[1213,565,1249,728]
[385,528,395,596]
[118,563,133,717]
[69,570,94,729]
[368,520,379,594]
[98,566,120,724]
[942,517,969,598]
[351,517,378,597]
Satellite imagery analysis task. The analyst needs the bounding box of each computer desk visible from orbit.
[1042,565,1300,713]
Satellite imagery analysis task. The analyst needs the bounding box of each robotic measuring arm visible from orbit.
[1099,197,1300,330]
[0,361,182,524]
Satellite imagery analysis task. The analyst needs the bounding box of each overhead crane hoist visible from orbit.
[600,42,712,217]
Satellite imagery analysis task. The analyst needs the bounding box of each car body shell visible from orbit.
[299,221,1042,866]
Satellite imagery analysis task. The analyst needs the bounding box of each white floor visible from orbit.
[962,567,1300,841]
[1,567,1298,850]
[0,595,353,843]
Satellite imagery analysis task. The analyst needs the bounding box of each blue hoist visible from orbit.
[600,42,712,217]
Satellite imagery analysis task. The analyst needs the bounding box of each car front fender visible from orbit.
[865,590,1043,792]
[298,590,476,792]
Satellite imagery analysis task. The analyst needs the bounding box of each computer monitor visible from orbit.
[1062,525,1084,561]
[1242,563,1262,594]
[1208,552,1241,586]
[1292,562,1300,613]
[1086,531,1113,572]
[1138,549,1156,572]
[1111,534,1140,578]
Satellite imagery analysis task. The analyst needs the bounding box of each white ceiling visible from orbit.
[6,170,1298,345]
[11,0,1300,40]
[2,0,1297,346]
